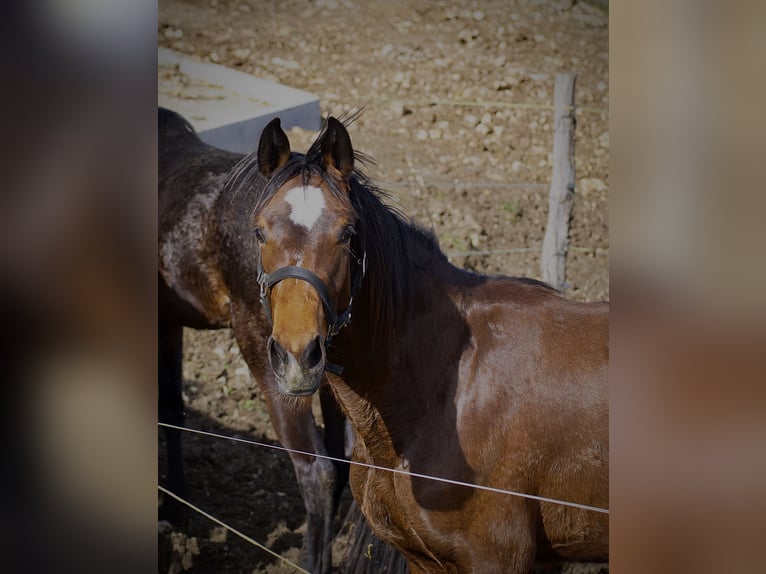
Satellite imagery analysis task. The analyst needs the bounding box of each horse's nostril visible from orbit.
[302,335,324,370]
[268,337,288,372]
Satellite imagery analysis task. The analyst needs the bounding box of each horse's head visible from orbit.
[254,117,364,396]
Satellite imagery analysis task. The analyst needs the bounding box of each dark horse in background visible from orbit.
[240,116,609,573]
[158,108,402,574]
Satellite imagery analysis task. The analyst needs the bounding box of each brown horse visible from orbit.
[159,108,364,574]
[241,116,609,573]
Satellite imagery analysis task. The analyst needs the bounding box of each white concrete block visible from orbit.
[158,48,321,154]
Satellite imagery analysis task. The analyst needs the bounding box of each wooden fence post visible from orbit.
[541,72,577,291]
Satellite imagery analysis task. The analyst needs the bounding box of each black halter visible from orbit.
[255,249,367,373]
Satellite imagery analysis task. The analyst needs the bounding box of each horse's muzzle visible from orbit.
[267,335,325,395]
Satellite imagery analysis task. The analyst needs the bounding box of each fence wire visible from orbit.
[159,485,310,574]
[159,422,609,514]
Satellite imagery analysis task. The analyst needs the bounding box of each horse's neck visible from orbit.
[336,270,468,464]
[332,371,418,470]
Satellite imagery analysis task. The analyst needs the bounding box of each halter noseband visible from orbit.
[256,249,367,373]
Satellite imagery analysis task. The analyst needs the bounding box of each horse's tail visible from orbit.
[336,499,409,574]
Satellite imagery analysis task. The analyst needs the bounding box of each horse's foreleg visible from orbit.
[468,500,537,574]
[293,449,338,574]
[266,393,340,574]
[319,384,350,505]
[158,321,186,520]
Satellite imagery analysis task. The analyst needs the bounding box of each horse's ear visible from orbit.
[322,117,354,181]
[258,117,291,178]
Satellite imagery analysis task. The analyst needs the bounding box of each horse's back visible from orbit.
[159,107,196,146]
[470,278,607,371]
[158,107,242,193]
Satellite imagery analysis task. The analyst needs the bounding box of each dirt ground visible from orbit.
[158,0,609,572]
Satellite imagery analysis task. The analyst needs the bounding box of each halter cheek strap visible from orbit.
[256,250,367,373]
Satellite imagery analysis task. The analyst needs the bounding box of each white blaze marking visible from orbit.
[284,186,326,229]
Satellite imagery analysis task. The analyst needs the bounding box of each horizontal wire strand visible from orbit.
[444,246,609,257]
[384,180,549,190]
[447,247,542,256]
[325,94,606,115]
[158,485,310,574]
[159,422,609,514]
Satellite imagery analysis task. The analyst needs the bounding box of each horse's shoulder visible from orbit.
[159,157,236,328]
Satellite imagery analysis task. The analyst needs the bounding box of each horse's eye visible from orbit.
[339,225,355,244]
[254,227,266,244]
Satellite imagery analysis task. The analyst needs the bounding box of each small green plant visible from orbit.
[501,201,523,220]
[441,233,468,251]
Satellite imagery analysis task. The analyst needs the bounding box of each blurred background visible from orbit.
[0,0,764,572]
[156,1,609,569]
